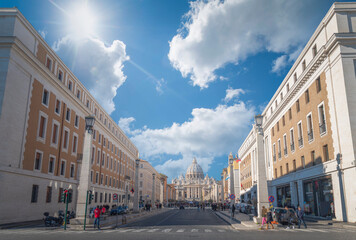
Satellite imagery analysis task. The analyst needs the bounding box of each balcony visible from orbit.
[319,122,326,135]
[308,130,314,141]
[284,148,287,155]
[290,143,295,152]
[298,137,303,147]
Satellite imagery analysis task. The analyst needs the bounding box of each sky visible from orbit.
[0,0,349,181]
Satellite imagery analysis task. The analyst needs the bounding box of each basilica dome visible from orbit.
[185,158,204,179]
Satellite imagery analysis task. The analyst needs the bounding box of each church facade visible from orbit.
[172,158,220,202]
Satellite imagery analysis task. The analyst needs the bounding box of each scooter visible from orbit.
[43,212,64,227]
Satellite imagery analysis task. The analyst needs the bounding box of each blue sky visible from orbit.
[0,0,348,181]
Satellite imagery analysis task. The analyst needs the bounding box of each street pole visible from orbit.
[133,159,140,213]
[64,191,68,230]
[83,190,89,230]
[152,173,156,209]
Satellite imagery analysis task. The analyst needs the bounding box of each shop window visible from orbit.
[31,185,39,203]
[46,186,52,203]
[276,185,291,207]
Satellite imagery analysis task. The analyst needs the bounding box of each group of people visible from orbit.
[260,205,307,230]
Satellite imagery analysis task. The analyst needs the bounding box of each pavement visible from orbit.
[1,209,356,240]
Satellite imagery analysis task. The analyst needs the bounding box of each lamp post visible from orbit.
[229,155,235,204]
[133,159,140,213]
[74,115,95,230]
[254,114,269,220]
[152,173,156,209]
[220,173,224,204]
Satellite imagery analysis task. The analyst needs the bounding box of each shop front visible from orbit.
[303,176,334,218]
[276,185,291,207]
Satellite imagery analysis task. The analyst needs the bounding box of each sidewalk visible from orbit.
[214,210,257,230]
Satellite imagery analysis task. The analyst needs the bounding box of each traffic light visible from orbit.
[61,189,68,203]
[88,190,94,204]
[67,189,73,203]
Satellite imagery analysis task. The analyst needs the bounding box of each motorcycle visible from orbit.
[43,212,64,227]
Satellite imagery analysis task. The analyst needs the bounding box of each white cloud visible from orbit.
[118,117,136,135]
[122,100,255,179]
[38,30,47,39]
[224,87,244,103]
[168,0,317,88]
[53,36,129,114]
[271,55,288,73]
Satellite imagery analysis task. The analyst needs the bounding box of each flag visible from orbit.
[236,158,241,162]
[241,184,245,191]
[225,175,230,181]
[130,188,134,194]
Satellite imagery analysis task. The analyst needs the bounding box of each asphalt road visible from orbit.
[1,209,355,240]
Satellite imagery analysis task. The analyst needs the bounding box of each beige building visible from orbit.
[138,159,162,205]
[0,9,138,224]
[237,2,356,222]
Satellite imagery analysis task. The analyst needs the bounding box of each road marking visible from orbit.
[218,229,226,232]
[177,229,184,232]
[132,229,146,232]
[297,229,313,232]
[117,229,134,232]
[191,229,198,232]
[148,229,159,232]
[162,229,172,232]
[310,229,328,232]
[204,229,212,232]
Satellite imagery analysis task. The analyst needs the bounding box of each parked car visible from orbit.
[272,207,298,224]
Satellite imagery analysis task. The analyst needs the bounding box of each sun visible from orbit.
[67,4,98,38]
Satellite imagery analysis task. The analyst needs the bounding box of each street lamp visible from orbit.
[85,115,95,133]
[133,159,140,213]
[254,114,263,134]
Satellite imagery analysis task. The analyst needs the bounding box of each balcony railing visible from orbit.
[290,143,295,152]
[298,137,303,147]
[319,122,326,135]
[308,130,314,141]
[284,148,287,155]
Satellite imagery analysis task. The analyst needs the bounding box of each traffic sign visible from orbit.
[268,195,275,203]
[229,194,236,200]
[113,193,118,200]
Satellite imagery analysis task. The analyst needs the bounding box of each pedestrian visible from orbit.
[232,204,236,218]
[297,206,307,229]
[266,208,274,229]
[94,205,101,230]
[101,205,106,215]
[285,206,295,229]
[259,206,267,230]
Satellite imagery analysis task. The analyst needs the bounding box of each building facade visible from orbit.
[137,159,162,205]
[236,3,356,222]
[172,158,219,202]
[0,9,139,224]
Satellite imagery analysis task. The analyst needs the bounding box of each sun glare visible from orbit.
[67,4,98,38]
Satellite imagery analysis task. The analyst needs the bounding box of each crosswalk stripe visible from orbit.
[204,229,212,232]
[118,229,134,232]
[132,229,146,232]
[162,229,172,232]
[218,229,226,232]
[177,229,184,232]
[148,229,159,232]
[297,229,313,232]
[191,229,198,232]
[310,229,328,232]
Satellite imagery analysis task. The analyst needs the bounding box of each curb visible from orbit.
[218,211,255,228]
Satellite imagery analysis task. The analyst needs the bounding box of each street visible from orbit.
[1,209,355,239]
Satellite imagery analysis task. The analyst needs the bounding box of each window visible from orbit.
[63,129,69,150]
[31,185,39,203]
[38,115,47,139]
[140,181,143,187]
[91,147,95,164]
[103,138,106,147]
[46,57,52,70]
[280,92,283,101]
[290,128,295,152]
[94,108,97,116]
[298,122,303,147]
[42,89,49,106]
[86,100,90,108]
[93,130,96,140]
[140,173,143,178]
[286,163,289,174]
[272,127,274,136]
[76,89,81,99]
[58,188,63,202]
[55,100,61,114]
[283,134,287,156]
[278,139,281,159]
[72,134,78,154]
[98,134,101,144]
[104,119,107,126]
[289,108,292,120]
[311,151,316,165]
[48,156,55,174]
[66,108,71,122]
[301,156,305,169]
[273,143,276,162]
[97,149,101,165]
[110,157,113,170]
[75,115,79,128]
[60,160,66,176]
[68,80,73,91]
[70,163,75,178]
[46,186,52,203]
[91,171,93,183]
[312,44,317,57]
[109,177,112,187]
[277,122,279,132]
[95,192,98,203]
[102,153,105,167]
[274,168,277,178]
[105,193,107,202]
[58,70,63,81]
[95,172,99,184]
[305,90,310,104]
[100,174,104,185]
[282,116,285,126]
[280,166,283,176]
[34,151,42,171]
[294,73,297,83]
[302,60,306,71]
[293,160,296,171]
[286,83,290,92]
[323,145,329,162]
[296,100,300,112]
[318,103,326,135]
[307,114,314,142]
[275,100,278,108]
[51,122,59,145]
[100,114,102,121]
[316,77,321,93]
[100,193,103,203]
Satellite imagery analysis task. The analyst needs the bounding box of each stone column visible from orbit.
[133,159,140,213]
[229,159,235,204]
[160,179,164,204]
[152,173,156,207]
[75,130,93,220]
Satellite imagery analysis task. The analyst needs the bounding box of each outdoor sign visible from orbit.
[113,193,118,202]
[229,194,235,200]
[268,195,275,203]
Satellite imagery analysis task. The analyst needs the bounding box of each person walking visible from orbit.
[266,208,274,229]
[232,204,236,218]
[285,206,295,229]
[297,206,307,229]
[93,206,101,230]
[259,206,267,230]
